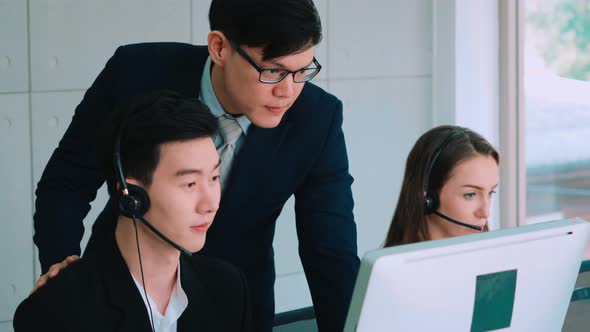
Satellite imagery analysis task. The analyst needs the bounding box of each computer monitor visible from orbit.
[344,218,590,332]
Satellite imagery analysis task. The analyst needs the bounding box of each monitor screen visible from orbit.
[344,218,590,332]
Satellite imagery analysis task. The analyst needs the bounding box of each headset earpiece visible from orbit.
[118,183,150,218]
[423,129,466,215]
[424,190,439,214]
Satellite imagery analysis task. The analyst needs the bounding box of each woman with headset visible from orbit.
[384,125,499,246]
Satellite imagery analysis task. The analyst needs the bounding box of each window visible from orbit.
[524,0,590,257]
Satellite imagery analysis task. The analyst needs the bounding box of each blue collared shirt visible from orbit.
[199,57,251,153]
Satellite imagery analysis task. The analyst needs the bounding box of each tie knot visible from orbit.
[218,115,242,145]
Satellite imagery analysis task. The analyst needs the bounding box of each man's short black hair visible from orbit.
[209,0,322,60]
[97,90,218,196]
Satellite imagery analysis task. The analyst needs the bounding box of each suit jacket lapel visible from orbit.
[97,232,154,331]
[177,256,208,331]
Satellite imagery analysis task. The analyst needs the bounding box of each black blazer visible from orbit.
[33,42,360,331]
[14,229,252,332]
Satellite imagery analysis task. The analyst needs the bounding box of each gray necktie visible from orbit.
[217,115,243,192]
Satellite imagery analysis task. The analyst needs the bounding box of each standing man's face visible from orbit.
[137,137,221,253]
[209,32,314,128]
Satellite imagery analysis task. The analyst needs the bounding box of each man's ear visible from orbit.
[208,30,231,67]
[125,177,142,187]
[115,178,140,193]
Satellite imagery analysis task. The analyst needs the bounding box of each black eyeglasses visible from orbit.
[230,41,322,84]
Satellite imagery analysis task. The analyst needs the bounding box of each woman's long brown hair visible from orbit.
[384,125,499,247]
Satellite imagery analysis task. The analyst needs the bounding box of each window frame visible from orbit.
[499,0,526,228]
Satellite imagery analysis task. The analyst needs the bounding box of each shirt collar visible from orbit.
[130,263,188,329]
[199,56,251,135]
[167,263,189,320]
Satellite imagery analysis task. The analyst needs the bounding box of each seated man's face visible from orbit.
[141,137,221,253]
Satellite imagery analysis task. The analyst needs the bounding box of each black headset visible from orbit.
[424,129,466,214]
[113,127,151,219]
[112,114,157,332]
[423,128,483,232]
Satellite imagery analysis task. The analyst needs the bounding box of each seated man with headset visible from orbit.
[14,90,252,332]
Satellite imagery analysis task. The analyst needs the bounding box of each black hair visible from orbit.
[209,0,322,60]
[97,90,218,197]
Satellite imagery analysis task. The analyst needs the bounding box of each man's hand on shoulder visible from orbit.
[30,255,80,294]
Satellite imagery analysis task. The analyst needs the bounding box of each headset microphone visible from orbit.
[137,216,193,256]
[433,211,482,232]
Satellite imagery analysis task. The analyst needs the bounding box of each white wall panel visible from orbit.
[273,196,301,275]
[329,0,432,79]
[275,272,313,313]
[0,94,33,322]
[333,78,432,256]
[29,0,191,91]
[0,0,29,92]
[31,91,84,181]
[190,0,210,46]
[314,0,328,81]
[313,80,327,92]
[0,322,14,332]
[273,197,313,312]
[31,91,109,276]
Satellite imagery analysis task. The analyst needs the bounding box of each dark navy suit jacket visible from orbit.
[33,42,360,331]
[16,224,252,332]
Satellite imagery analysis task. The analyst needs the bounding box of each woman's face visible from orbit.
[427,155,499,240]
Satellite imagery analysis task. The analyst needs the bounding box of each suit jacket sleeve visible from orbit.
[13,278,73,332]
[14,298,54,331]
[294,98,360,331]
[33,47,123,272]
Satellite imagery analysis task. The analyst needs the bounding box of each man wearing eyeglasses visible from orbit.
[32,1,360,331]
